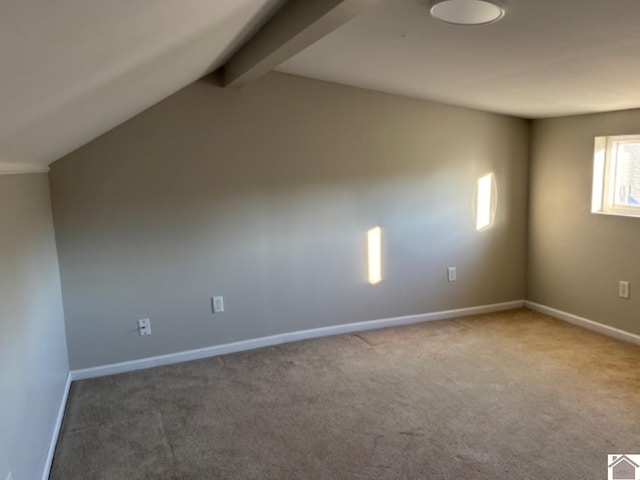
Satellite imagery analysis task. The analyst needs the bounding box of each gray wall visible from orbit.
[529,110,640,335]
[0,174,69,480]
[50,72,530,370]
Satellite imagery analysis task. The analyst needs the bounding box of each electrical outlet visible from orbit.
[212,296,224,313]
[619,281,630,299]
[138,318,151,336]
[447,266,457,283]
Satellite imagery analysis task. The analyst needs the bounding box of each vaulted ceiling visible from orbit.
[3,0,640,172]
[0,0,287,172]
[281,0,640,119]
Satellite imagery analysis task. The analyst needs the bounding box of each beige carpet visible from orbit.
[50,308,640,479]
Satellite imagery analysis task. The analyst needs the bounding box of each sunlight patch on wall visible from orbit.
[367,226,382,285]
[476,172,496,231]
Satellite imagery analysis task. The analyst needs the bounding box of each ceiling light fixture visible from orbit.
[429,0,505,26]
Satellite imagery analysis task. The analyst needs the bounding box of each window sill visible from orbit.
[591,209,640,219]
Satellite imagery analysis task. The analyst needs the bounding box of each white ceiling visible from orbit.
[280,0,640,118]
[4,0,640,169]
[0,0,286,169]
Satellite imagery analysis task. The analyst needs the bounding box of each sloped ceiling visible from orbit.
[4,0,640,172]
[0,0,286,171]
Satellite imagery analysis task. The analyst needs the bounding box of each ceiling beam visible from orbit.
[222,0,378,88]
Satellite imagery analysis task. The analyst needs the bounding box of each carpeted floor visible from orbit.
[50,308,640,479]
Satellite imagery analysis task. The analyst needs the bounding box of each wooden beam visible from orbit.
[222,0,377,87]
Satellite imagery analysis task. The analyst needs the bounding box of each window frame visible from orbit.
[592,134,640,218]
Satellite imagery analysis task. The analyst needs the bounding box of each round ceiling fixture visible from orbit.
[430,0,505,26]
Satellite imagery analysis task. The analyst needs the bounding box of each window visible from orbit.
[592,135,640,217]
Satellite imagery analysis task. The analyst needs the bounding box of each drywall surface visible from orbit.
[0,174,69,480]
[529,111,640,334]
[50,72,529,369]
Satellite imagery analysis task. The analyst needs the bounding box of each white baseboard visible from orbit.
[42,371,72,480]
[525,301,640,347]
[70,300,524,381]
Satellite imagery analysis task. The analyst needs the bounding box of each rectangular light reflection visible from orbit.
[476,173,494,231]
[367,226,382,285]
